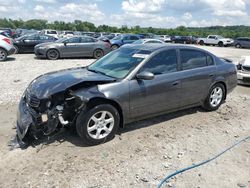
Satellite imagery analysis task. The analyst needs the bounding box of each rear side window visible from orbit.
[130,36,139,40]
[180,49,207,70]
[66,37,81,43]
[81,37,95,43]
[140,50,177,75]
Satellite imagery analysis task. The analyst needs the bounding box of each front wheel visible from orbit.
[203,83,225,111]
[0,48,7,61]
[76,104,120,145]
[235,44,241,48]
[218,42,223,47]
[46,49,60,60]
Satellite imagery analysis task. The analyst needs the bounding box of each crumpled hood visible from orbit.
[27,67,115,99]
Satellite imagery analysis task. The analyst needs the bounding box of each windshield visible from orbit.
[88,48,151,79]
[217,35,224,39]
[55,38,67,43]
[113,35,122,40]
[133,40,143,44]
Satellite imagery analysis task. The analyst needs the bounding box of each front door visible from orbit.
[129,49,182,119]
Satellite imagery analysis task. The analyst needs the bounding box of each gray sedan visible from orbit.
[34,36,111,60]
[17,44,237,146]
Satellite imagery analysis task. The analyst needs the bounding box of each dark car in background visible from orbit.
[110,34,140,50]
[172,36,198,44]
[14,34,57,53]
[17,44,237,146]
[234,37,250,48]
[34,36,111,60]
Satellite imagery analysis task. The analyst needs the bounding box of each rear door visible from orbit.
[129,49,182,118]
[61,37,81,57]
[22,34,39,52]
[179,49,216,107]
[77,37,97,56]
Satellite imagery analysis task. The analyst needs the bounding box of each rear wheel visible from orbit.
[0,48,7,61]
[203,83,225,111]
[46,49,60,60]
[218,41,223,47]
[235,44,241,48]
[76,104,120,145]
[93,49,104,59]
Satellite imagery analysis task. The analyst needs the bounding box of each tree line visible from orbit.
[0,18,250,38]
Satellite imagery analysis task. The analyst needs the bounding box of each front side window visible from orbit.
[180,49,207,70]
[207,54,214,66]
[140,50,177,75]
[26,35,38,40]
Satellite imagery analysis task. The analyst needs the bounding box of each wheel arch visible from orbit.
[46,48,60,58]
[86,97,124,128]
[210,80,227,100]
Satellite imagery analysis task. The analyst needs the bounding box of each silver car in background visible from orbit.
[237,56,250,85]
[34,36,111,60]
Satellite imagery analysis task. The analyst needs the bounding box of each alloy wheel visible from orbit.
[0,49,7,61]
[210,87,223,107]
[87,111,115,140]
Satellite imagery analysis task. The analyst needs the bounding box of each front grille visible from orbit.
[242,66,250,72]
[26,93,40,108]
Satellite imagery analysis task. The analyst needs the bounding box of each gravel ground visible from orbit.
[0,46,250,188]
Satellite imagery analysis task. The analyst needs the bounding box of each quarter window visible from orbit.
[140,50,177,75]
[180,49,207,70]
[207,54,214,66]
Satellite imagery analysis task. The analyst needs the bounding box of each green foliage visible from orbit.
[0,18,250,38]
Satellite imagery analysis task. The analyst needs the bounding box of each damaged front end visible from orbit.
[16,89,85,146]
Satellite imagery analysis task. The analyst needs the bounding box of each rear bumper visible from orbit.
[7,47,16,55]
[237,71,250,85]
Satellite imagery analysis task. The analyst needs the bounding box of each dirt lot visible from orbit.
[0,46,250,188]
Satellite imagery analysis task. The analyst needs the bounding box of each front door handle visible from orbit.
[209,74,215,77]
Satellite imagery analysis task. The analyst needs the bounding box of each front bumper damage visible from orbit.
[16,91,84,146]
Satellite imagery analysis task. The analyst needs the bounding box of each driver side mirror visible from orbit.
[136,71,154,80]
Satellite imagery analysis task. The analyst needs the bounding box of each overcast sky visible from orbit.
[0,0,250,28]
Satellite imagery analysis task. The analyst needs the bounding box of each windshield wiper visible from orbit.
[87,68,116,79]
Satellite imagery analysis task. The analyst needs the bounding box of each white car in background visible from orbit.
[159,35,172,43]
[0,34,16,61]
[198,35,234,47]
[133,38,165,44]
[41,30,59,39]
[237,56,250,85]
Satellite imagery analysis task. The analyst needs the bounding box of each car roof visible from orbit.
[121,44,208,53]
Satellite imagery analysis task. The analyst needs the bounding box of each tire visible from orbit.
[203,83,226,111]
[46,49,60,60]
[76,104,120,145]
[199,40,204,45]
[93,49,104,59]
[0,48,7,61]
[111,45,119,50]
[235,44,241,48]
[218,41,223,47]
[14,45,19,54]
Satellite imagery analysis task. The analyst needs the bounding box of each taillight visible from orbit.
[104,42,111,48]
[3,38,11,44]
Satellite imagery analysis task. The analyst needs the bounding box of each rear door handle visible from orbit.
[172,81,180,86]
